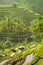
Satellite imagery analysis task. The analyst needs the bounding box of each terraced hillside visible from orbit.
[0,4,40,42]
[0,0,43,15]
[0,1,43,65]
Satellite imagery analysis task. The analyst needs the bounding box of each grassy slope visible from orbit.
[34,59,43,65]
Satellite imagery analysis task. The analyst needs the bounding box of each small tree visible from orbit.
[12,2,18,8]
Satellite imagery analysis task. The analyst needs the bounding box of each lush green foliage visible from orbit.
[29,17,43,42]
[0,1,43,65]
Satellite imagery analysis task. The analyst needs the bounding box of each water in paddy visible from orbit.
[0,59,9,65]
[22,53,33,65]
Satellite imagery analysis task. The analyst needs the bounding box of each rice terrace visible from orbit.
[0,0,43,65]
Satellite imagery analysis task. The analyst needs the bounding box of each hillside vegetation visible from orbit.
[0,0,43,15]
[0,1,43,65]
